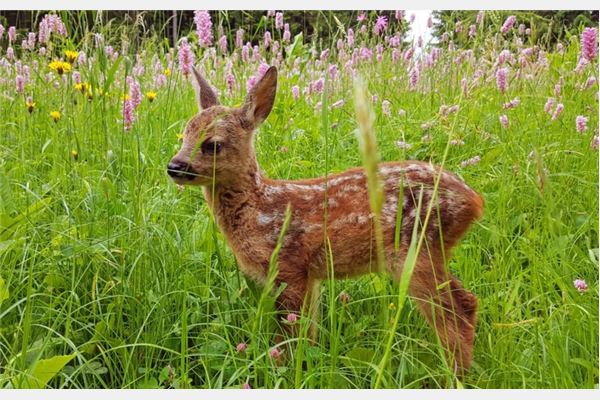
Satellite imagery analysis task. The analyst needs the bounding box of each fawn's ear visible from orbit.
[241,66,277,129]
[191,66,219,110]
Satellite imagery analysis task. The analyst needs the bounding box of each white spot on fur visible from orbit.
[257,213,278,226]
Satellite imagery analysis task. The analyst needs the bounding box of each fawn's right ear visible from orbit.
[241,66,277,130]
[191,66,220,111]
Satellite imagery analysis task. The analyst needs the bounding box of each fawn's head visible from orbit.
[168,66,277,187]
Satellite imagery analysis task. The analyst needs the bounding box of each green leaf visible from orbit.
[18,354,75,389]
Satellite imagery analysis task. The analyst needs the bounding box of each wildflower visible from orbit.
[576,116,588,133]
[267,10,276,17]
[469,24,477,38]
[246,76,257,92]
[357,12,367,22]
[476,11,485,25]
[291,85,300,100]
[320,48,330,61]
[500,15,516,34]
[398,109,406,117]
[72,71,81,85]
[177,38,195,77]
[496,68,508,93]
[460,155,481,168]
[176,133,184,140]
[573,279,588,293]
[50,111,61,122]
[194,10,213,47]
[49,60,72,75]
[287,313,298,323]
[347,28,354,47]
[581,27,597,61]
[75,82,90,94]
[331,99,344,109]
[544,97,556,114]
[450,139,465,146]
[275,12,284,30]
[70,149,78,160]
[409,67,419,90]
[283,24,291,42]
[374,15,388,35]
[146,91,157,102]
[585,76,596,89]
[64,50,78,64]
[427,15,433,28]
[16,75,24,94]
[592,135,599,150]
[242,382,251,389]
[8,26,16,43]
[382,100,391,116]
[25,97,35,113]
[503,97,520,109]
[409,13,415,23]
[127,77,142,108]
[0,24,3,40]
[499,114,509,128]
[236,342,247,353]
[122,98,135,131]
[338,291,351,304]
[554,83,561,97]
[264,31,272,48]
[551,103,564,121]
[388,302,396,310]
[395,140,412,150]
[269,347,281,359]
[395,10,404,20]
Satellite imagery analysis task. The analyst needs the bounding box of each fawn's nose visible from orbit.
[167,160,191,178]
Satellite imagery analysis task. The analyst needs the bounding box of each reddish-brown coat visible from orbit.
[169,66,484,374]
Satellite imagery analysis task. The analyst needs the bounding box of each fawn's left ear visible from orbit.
[191,66,220,110]
[241,66,277,129]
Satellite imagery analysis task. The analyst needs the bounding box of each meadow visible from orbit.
[0,10,598,389]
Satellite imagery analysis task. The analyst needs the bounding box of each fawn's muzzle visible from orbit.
[167,160,193,179]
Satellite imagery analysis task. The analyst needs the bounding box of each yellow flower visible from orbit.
[25,99,36,114]
[164,68,171,77]
[49,60,72,75]
[70,149,78,160]
[176,133,184,140]
[75,82,90,93]
[121,94,130,101]
[64,50,78,64]
[50,111,62,122]
[146,91,157,102]
[388,302,396,311]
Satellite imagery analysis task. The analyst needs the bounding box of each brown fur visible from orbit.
[168,66,484,374]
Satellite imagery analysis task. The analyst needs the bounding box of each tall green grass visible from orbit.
[0,11,598,389]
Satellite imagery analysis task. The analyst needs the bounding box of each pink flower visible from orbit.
[395,10,405,21]
[469,24,477,38]
[409,13,415,23]
[331,99,344,109]
[581,27,597,61]
[283,24,291,42]
[312,77,325,93]
[177,38,195,77]
[347,28,354,47]
[576,116,588,133]
[235,28,244,48]
[500,15,516,34]
[8,26,16,43]
[476,11,485,25]
[573,279,588,293]
[551,103,564,121]
[496,68,508,93]
[267,10,276,17]
[225,72,236,94]
[236,342,247,353]
[503,98,520,109]
[460,155,481,168]
[592,135,599,150]
[269,347,281,359]
[287,313,298,323]
[218,35,227,54]
[73,71,81,85]
[544,97,556,114]
[395,140,412,150]
[374,15,388,35]
[15,75,24,93]
[246,76,257,92]
[427,16,433,28]
[264,31,272,48]
[382,100,391,116]
[275,12,284,30]
[499,114,509,128]
[357,12,367,22]
[242,382,251,389]
[409,67,419,90]
[291,85,299,100]
[194,10,213,48]
[585,76,597,89]
[122,99,135,131]
[0,24,4,40]
[320,48,330,61]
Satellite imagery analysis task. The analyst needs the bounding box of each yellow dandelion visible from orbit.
[64,50,78,64]
[70,149,78,160]
[50,111,62,122]
[75,82,90,93]
[49,60,72,75]
[121,94,130,101]
[176,133,184,140]
[164,68,171,77]
[25,99,36,114]
[146,91,157,102]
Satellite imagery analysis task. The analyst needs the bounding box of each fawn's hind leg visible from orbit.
[402,250,477,375]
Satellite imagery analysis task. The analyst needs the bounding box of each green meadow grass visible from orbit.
[0,12,598,389]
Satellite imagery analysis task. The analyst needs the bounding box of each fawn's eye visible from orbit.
[201,140,223,155]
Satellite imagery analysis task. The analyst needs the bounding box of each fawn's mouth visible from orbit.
[168,171,214,186]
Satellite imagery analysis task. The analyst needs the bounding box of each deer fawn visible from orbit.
[168,66,484,374]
